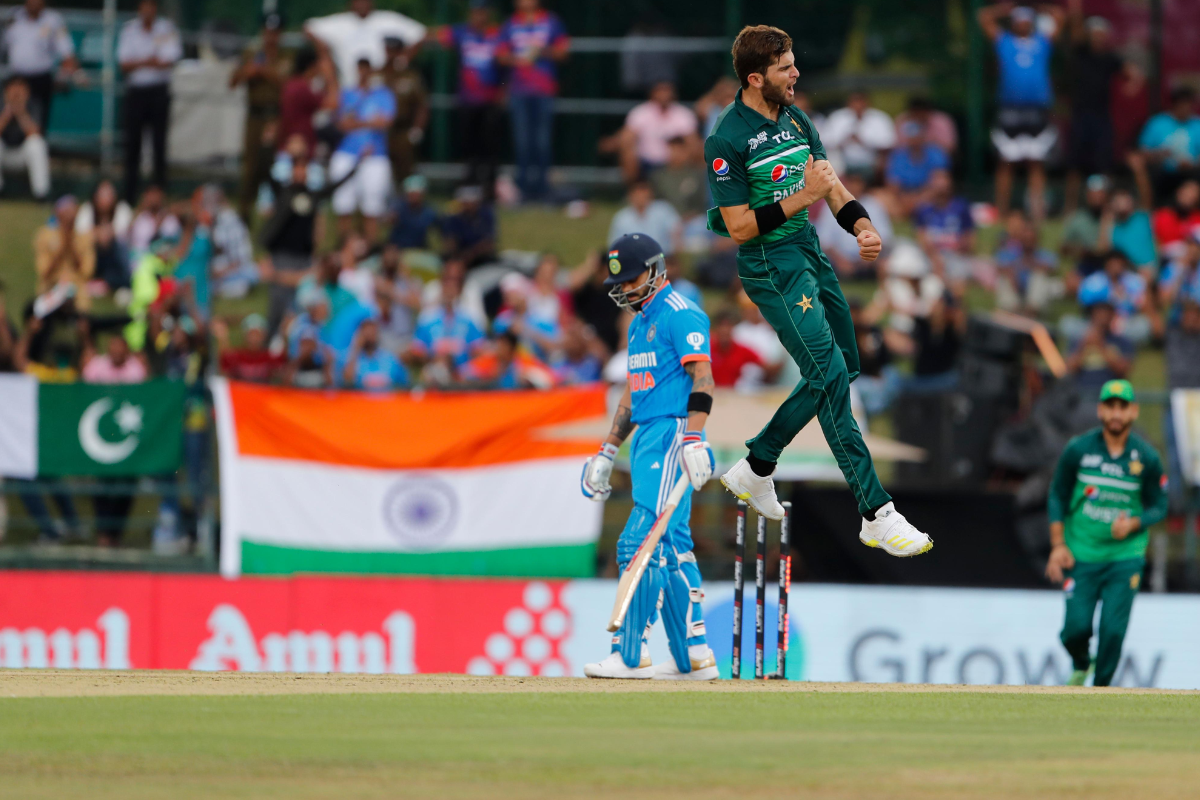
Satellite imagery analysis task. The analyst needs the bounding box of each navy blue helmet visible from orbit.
[604,233,667,310]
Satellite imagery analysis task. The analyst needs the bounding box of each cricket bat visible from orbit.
[606,474,690,632]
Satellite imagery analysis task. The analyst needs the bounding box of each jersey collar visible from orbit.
[735,89,782,131]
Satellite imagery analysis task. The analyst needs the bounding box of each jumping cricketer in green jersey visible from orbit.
[705,24,931,557]
[1046,379,1168,687]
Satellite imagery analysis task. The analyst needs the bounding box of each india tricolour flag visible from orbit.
[211,379,607,579]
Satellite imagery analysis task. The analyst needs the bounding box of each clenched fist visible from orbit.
[804,155,837,200]
[857,228,882,262]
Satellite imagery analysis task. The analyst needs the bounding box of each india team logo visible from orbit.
[770,164,789,183]
[712,158,729,175]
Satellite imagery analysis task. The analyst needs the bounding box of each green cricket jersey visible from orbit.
[704,90,827,248]
[1047,428,1168,562]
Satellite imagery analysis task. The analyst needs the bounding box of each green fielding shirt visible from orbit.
[704,90,827,247]
[1047,428,1168,562]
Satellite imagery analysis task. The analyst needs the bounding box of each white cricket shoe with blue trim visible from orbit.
[859,502,933,557]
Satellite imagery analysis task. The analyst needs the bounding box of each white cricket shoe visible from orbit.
[859,502,933,557]
[719,458,786,520]
[652,649,720,681]
[583,650,655,679]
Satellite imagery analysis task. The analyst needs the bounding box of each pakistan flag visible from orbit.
[0,375,184,478]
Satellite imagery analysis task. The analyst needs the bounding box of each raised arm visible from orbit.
[976,2,1012,42]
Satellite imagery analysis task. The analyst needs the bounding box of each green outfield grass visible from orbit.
[2,688,1199,799]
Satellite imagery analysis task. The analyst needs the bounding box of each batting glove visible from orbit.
[680,432,715,491]
[581,442,618,501]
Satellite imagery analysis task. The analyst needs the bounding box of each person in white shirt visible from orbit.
[600,80,697,182]
[117,0,181,202]
[3,0,79,131]
[305,0,426,87]
[821,91,897,181]
[607,180,681,255]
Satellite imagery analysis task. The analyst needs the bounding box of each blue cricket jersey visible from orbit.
[626,283,711,425]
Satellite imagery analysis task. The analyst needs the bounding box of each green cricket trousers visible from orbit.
[737,229,891,515]
[1060,557,1144,687]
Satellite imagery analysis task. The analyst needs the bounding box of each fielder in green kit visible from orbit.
[705,24,930,556]
[1045,380,1168,687]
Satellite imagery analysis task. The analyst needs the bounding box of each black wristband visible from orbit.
[686,392,713,414]
[753,201,788,235]
[835,200,870,234]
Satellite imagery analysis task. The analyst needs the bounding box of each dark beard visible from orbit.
[761,80,794,108]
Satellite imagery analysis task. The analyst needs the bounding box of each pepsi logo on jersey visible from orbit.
[712,158,729,175]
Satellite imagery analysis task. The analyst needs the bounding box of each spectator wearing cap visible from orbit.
[0,76,50,199]
[607,181,681,256]
[35,196,93,311]
[380,35,428,184]
[710,307,769,391]
[994,209,1060,314]
[1065,281,1133,390]
[441,185,496,267]
[978,2,1066,221]
[894,97,957,159]
[822,91,896,180]
[343,316,409,390]
[117,0,181,203]
[1152,178,1200,262]
[431,0,504,197]
[331,56,396,242]
[1136,87,1200,200]
[387,173,440,250]
[3,0,80,131]
[1063,2,1127,214]
[913,169,981,292]
[276,47,340,159]
[305,0,426,88]
[214,314,285,383]
[496,0,569,202]
[230,11,291,221]
[885,119,950,220]
[811,170,893,283]
[1061,174,1112,289]
[600,81,697,183]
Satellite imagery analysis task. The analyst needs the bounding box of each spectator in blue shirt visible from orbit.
[492,271,560,360]
[1066,282,1133,389]
[387,174,440,250]
[330,57,396,242]
[440,184,496,267]
[886,120,950,219]
[978,2,1066,221]
[1136,87,1200,200]
[550,317,606,385]
[411,268,485,375]
[342,316,409,390]
[994,209,1060,313]
[914,170,977,291]
[1074,250,1152,345]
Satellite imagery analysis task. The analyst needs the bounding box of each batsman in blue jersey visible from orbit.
[580,233,720,680]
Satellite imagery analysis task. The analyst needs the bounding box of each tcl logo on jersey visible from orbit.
[712,158,729,175]
[771,164,789,183]
[629,372,657,392]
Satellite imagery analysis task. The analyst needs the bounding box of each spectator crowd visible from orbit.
[3,0,1200,545]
